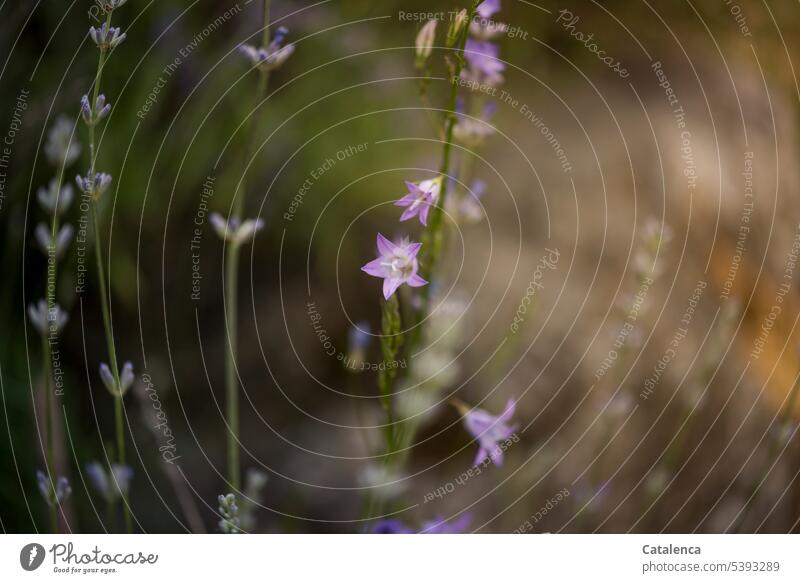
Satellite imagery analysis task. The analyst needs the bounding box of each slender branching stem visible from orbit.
[84,7,131,532]
[224,0,272,491]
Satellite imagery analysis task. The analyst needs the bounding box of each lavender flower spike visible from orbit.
[86,462,133,502]
[35,223,73,259]
[461,398,518,466]
[395,177,441,226]
[44,116,81,167]
[89,23,126,49]
[238,26,295,73]
[76,171,112,200]
[36,470,72,506]
[209,213,265,245]
[99,361,135,397]
[27,299,68,336]
[361,234,428,300]
[80,94,111,127]
[38,178,75,216]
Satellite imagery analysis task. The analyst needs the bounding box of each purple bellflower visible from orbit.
[462,398,518,466]
[361,234,427,300]
[463,39,505,86]
[395,177,441,226]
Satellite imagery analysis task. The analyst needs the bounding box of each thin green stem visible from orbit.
[417,0,479,297]
[91,202,131,532]
[378,295,402,455]
[83,7,132,532]
[41,333,58,533]
[224,240,242,490]
[224,0,272,492]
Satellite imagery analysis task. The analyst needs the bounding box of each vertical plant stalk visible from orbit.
[378,295,403,455]
[40,333,58,533]
[417,0,479,306]
[85,9,132,533]
[224,0,272,491]
[41,154,70,533]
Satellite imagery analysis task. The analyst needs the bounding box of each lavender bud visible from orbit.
[36,470,50,502]
[119,361,135,396]
[34,223,51,255]
[37,470,71,506]
[208,212,230,241]
[55,477,72,504]
[415,19,437,69]
[111,464,134,498]
[218,493,241,533]
[27,299,68,336]
[38,179,75,216]
[44,116,81,167]
[34,223,73,258]
[238,28,295,73]
[80,95,93,126]
[99,362,116,395]
[79,94,112,127]
[85,462,109,500]
[95,95,111,122]
[89,23,126,49]
[233,218,265,245]
[76,172,112,200]
[55,224,74,257]
[447,9,468,47]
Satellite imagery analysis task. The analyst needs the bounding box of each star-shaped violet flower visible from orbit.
[361,234,427,300]
[395,177,441,226]
[462,398,518,466]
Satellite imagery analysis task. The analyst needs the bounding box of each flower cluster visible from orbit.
[217,493,241,534]
[99,361,135,397]
[462,1,506,86]
[238,26,295,73]
[80,94,112,127]
[28,117,81,337]
[76,171,112,201]
[209,213,265,246]
[89,23,126,50]
[37,471,71,507]
[86,462,133,503]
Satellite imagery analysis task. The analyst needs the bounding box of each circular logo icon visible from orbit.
[20,543,46,571]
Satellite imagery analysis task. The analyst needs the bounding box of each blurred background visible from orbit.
[1,0,800,533]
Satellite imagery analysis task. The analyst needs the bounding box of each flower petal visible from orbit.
[419,204,430,226]
[407,273,428,288]
[383,277,402,300]
[361,258,386,277]
[376,233,394,255]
